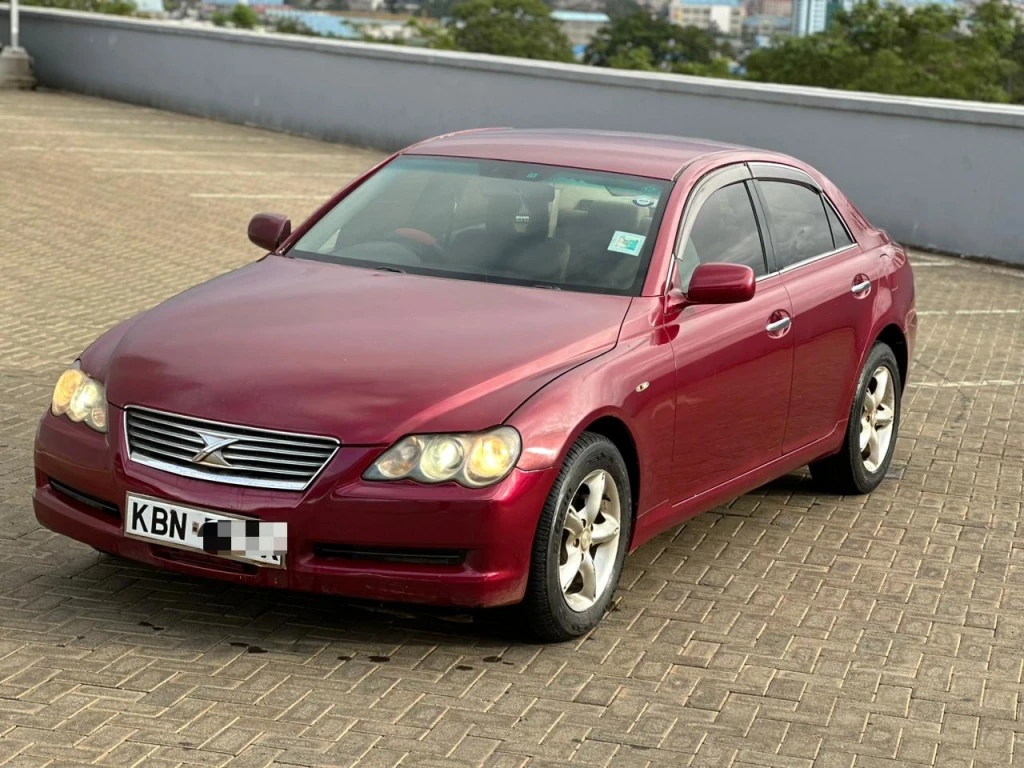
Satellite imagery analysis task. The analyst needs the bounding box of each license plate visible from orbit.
[124,493,286,568]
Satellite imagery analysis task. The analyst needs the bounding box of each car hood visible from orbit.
[101,256,631,445]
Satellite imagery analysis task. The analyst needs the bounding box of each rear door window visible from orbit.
[757,181,835,269]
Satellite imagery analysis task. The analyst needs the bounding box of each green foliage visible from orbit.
[229,3,260,28]
[444,0,574,62]
[746,0,1022,103]
[22,0,136,14]
[211,9,228,25]
[408,17,459,47]
[1011,28,1024,102]
[607,45,655,70]
[274,17,323,35]
[603,0,641,19]
[419,0,457,18]
[675,57,732,77]
[584,10,728,71]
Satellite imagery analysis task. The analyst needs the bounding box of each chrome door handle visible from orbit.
[766,317,791,333]
[851,280,871,295]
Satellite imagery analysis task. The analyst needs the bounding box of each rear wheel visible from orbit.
[810,343,901,494]
[522,433,632,642]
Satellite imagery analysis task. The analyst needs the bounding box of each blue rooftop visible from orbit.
[551,10,611,22]
[264,9,361,37]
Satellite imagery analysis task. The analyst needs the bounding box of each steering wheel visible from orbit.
[389,228,444,261]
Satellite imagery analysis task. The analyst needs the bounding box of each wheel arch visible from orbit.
[875,323,909,391]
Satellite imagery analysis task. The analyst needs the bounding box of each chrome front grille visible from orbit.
[124,406,339,491]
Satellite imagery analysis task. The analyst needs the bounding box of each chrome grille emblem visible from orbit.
[191,432,241,468]
[124,406,339,491]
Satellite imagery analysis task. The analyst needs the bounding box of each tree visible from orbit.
[23,0,135,14]
[584,10,727,71]
[746,0,1020,103]
[971,0,1024,102]
[445,0,574,61]
[408,17,459,47]
[603,0,640,19]
[419,0,457,18]
[1011,29,1024,102]
[273,17,323,35]
[229,3,259,28]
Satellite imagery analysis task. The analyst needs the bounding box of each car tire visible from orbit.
[521,432,632,642]
[810,342,902,495]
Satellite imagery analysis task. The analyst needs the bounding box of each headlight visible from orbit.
[51,363,108,433]
[364,427,521,488]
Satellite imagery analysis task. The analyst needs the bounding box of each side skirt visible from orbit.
[630,424,847,551]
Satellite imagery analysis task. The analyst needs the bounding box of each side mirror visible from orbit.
[248,213,291,252]
[686,263,756,305]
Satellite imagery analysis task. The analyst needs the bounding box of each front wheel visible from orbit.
[810,342,902,495]
[521,433,632,642]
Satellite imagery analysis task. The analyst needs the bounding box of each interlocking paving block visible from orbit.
[2,90,1024,767]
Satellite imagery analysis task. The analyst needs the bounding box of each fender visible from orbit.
[505,296,678,520]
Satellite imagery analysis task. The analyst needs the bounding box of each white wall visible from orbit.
[3,5,1024,263]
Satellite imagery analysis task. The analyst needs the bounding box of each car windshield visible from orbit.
[287,156,670,295]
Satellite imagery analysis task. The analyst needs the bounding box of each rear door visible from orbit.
[751,164,882,454]
[666,165,795,501]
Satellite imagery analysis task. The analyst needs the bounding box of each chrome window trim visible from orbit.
[123,405,340,492]
[666,163,761,291]
[769,243,859,278]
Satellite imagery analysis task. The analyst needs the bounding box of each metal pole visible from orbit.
[10,0,19,49]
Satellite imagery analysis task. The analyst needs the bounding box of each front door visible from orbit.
[667,172,795,502]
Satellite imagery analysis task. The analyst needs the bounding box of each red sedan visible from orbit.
[34,130,916,640]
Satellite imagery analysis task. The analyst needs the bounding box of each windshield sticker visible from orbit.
[632,196,656,208]
[608,231,647,257]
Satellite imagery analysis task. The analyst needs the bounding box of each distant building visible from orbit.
[668,0,745,36]
[746,0,791,17]
[551,10,610,51]
[790,0,826,35]
[742,13,790,42]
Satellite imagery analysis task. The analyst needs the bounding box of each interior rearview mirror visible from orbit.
[248,213,292,252]
[685,263,756,305]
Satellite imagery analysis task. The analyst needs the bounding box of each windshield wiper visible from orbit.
[373,266,405,274]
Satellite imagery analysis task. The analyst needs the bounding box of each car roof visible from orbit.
[403,129,745,181]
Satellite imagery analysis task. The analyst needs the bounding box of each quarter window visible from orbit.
[758,181,835,269]
[825,200,854,249]
[678,182,767,289]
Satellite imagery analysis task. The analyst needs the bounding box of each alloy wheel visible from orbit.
[860,365,896,473]
[558,469,621,612]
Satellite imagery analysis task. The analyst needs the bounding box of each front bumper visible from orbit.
[33,406,558,608]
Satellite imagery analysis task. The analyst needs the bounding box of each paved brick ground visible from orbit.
[2,90,1024,768]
